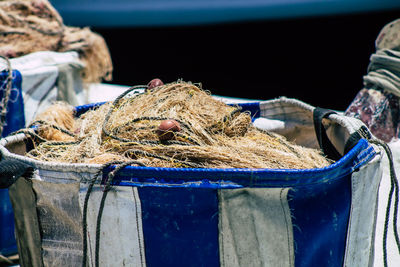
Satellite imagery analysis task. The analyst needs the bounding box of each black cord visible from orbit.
[102,85,147,141]
[370,139,400,267]
[81,161,125,267]
[124,149,203,168]
[29,120,76,137]
[94,161,145,267]
[110,116,200,146]
[81,159,146,267]
[208,107,243,133]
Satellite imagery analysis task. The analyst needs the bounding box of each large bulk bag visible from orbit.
[0,97,390,267]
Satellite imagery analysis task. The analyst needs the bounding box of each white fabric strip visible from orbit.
[218,188,294,267]
[373,140,400,267]
[78,184,146,267]
[344,151,383,267]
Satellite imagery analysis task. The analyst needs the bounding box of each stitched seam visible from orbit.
[132,187,145,267]
[218,190,226,267]
[280,188,293,267]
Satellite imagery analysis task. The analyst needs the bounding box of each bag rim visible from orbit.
[0,132,376,188]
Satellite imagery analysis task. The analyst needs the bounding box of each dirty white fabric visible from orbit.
[0,51,86,125]
[255,97,364,153]
[78,185,146,267]
[373,139,400,267]
[344,153,383,267]
[218,188,294,267]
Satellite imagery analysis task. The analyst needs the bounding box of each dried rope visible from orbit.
[111,116,200,145]
[124,149,202,168]
[0,0,112,82]
[101,85,209,165]
[9,124,78,146]
[20,81,330,169]
[29,120,76,138]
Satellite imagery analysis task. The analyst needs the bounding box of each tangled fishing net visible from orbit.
[20,81,332,169]
[0,0,112,83]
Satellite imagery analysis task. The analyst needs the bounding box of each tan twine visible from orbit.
[22,81,331,169]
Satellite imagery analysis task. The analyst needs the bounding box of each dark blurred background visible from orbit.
[52,0,400,111]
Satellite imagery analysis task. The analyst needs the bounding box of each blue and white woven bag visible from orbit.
[0,97,394,267]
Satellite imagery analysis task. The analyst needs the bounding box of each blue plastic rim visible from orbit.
[102,138,374,189]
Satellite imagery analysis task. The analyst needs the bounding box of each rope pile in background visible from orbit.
[0,0,112,83]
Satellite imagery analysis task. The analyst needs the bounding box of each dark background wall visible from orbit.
[94,9,400,111]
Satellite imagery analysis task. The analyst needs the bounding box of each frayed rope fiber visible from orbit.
[0,0,112,83]
[19,80,332,169]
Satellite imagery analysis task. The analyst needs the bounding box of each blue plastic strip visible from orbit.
[288,172,351,267]
[1,70,24,137]
[74,101,106,117]
[230,102,261,119]
[138,187,220,267]
[0,189,18,256]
